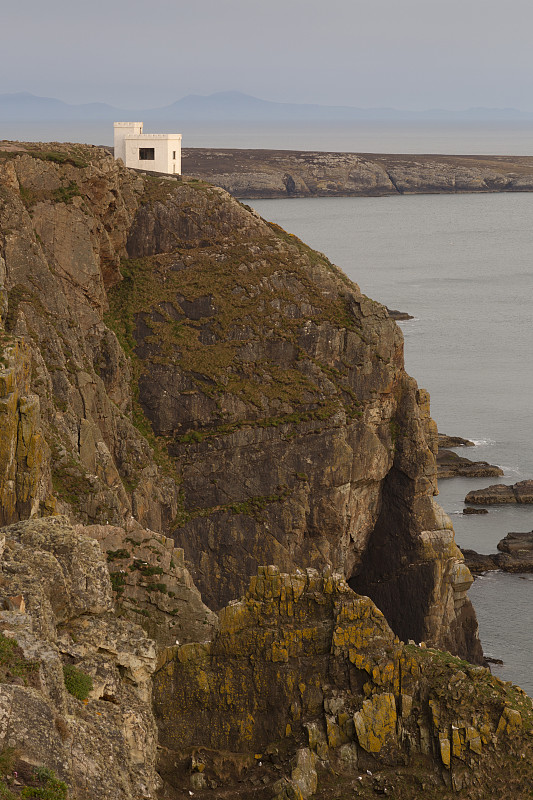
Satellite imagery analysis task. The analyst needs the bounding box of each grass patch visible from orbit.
[52,182,81,204]
[62,664,93,701]
[30,150,87,169]
[0,634,39,686]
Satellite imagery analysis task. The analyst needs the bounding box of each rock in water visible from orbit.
[438,433,475,447]
[463,531,533,573]
[465,479,533,504]
[437,449,503,479]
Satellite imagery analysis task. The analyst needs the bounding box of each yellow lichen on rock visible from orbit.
[353,693,397,753]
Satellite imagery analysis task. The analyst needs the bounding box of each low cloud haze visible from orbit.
[4,0,533,111]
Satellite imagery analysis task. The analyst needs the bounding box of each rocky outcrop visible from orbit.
[154,565,533,798]
[80,519,218,648]
[438,433,475,448]
[0,141,482,665]
[437,450,503,479]
[465,480,533,505]
[0,334,53,524]
[463,531,533,573]
[182,148,533,198]
[0,516,160,799]
[0,144,179,532]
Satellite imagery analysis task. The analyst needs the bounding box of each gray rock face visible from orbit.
[0,516,160,799]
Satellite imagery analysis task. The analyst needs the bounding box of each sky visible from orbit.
[3,0,533,111]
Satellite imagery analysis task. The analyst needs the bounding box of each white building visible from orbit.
[113,122,182,175]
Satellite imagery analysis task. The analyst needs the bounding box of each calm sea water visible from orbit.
[249,194,533,694]
[3,119,533,155]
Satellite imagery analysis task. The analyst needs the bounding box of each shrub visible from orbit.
[21,768,68,799]
[62,665,93,701]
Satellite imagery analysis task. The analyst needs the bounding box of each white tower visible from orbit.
[113,122,143,163]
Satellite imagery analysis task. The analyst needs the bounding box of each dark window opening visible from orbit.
[139,148,155,160]
[172,151,176,159]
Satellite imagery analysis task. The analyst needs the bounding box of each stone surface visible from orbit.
[465,479,533,504]
[0,516,160,799]
[79,518,218,648]
[438,433,475,448]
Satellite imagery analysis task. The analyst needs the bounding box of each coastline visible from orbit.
[182,147,533,198]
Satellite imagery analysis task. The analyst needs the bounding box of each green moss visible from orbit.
[52,181,81,204]
[30,150,87,169]
[146,582,167,593]
[62,664,93,701]
[106,549,130,561]
[110,571,126,593]
[20,768,68,799]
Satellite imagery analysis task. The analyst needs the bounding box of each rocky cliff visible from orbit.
[0,141,531,798]
[182,148,533,198]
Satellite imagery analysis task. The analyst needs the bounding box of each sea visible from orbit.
[3,117,532,693]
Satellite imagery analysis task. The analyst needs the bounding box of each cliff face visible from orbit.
[154,567,533,799]
[0,516,160,799]
[0,141,532,798]
[182,148,533,198]
[0,142,479,662]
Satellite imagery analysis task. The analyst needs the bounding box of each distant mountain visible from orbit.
[2,91,533,123]
[0,92,122,121]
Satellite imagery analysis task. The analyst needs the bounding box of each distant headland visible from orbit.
[182,148,533,198]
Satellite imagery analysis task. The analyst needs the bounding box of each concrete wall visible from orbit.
[124,134,182,174]
[114,123,182,175]
[113,122,143,164]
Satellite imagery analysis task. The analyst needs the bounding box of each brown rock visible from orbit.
[437,449,503,479]
[438,433,475,448]
[465,479,533,505]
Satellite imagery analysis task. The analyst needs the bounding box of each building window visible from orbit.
[173,151,176,159]
[139,148,155,160]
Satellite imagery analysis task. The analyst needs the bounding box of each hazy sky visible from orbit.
[4,0,533,110]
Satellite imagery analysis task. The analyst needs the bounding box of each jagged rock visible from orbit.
[153,565,533,797]
[385,307,413,321]
[0,144,179,530]
[465,480,533,504]
[0,515,160,799]
[437,449,503,479]
[79,518,218,647]
[463,507,488,515]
